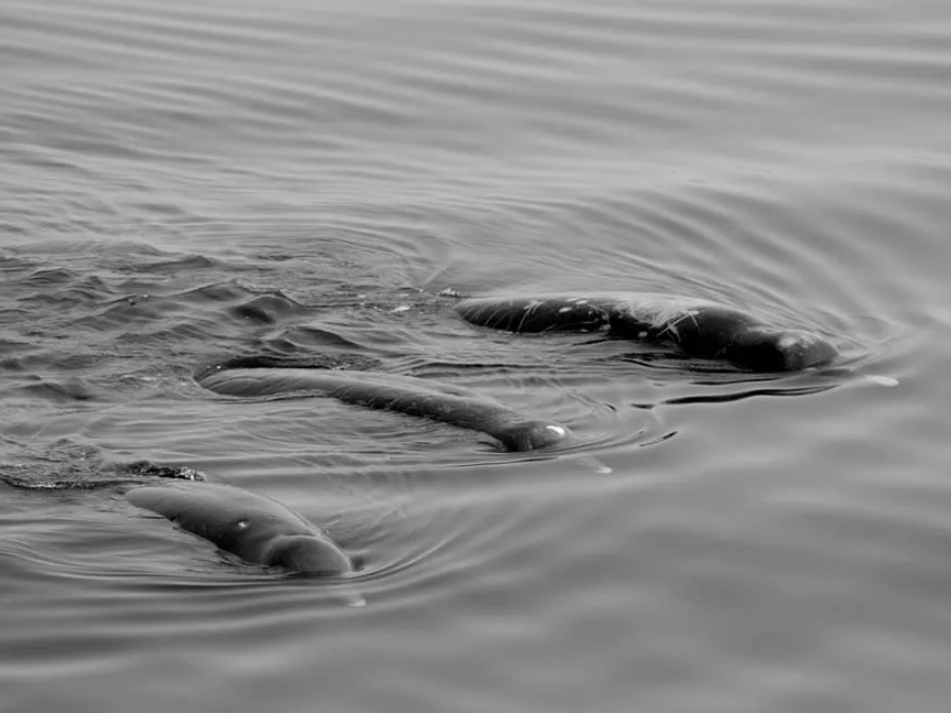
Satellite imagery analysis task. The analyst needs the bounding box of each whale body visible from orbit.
[126,482,355,578]
[456,294,837,372]
[196,365,571,452]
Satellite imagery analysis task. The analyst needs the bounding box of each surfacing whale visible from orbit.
[196,363,570,452]
[2,450,361,595]
[126,482,358,580]
[456,294,837,372]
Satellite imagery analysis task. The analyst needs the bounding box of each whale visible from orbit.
[126,482,356,579]
[456,294,838,372]
[196,363,571,452]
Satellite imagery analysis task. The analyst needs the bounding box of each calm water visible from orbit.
[2,0,951,711]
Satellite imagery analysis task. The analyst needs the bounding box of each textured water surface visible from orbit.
[2,0,951,711]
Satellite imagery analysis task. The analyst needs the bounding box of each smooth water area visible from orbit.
[2,0,951,711]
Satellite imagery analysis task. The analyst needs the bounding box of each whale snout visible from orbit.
[505,421,571,451]
[774,330,838,371]
[725,328,838,372]
[265,535,355,577]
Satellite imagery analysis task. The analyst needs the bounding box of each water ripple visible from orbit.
[3,0,951,709]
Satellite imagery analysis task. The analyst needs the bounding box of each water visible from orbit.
[2,0,951,710]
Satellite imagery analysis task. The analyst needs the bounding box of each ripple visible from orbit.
[3,0,951,710]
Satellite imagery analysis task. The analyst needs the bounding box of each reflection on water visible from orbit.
[3,0,951,710]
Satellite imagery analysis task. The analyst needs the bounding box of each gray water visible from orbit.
[2,0,951,711]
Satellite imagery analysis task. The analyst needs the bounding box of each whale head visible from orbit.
[503,421,571,452]
[727,329,838,372]
[264,535,355,577]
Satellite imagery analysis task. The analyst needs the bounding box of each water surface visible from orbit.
[3,0,951,711]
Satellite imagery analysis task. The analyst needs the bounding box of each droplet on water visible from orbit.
[866,375,899,387]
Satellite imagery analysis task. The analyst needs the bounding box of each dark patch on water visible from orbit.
[0,439,207,491]
[226,293,313,325]
[5,376,98,402]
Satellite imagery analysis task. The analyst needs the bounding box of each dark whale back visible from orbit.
[457,294,837,372]
[196,366,570,452]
